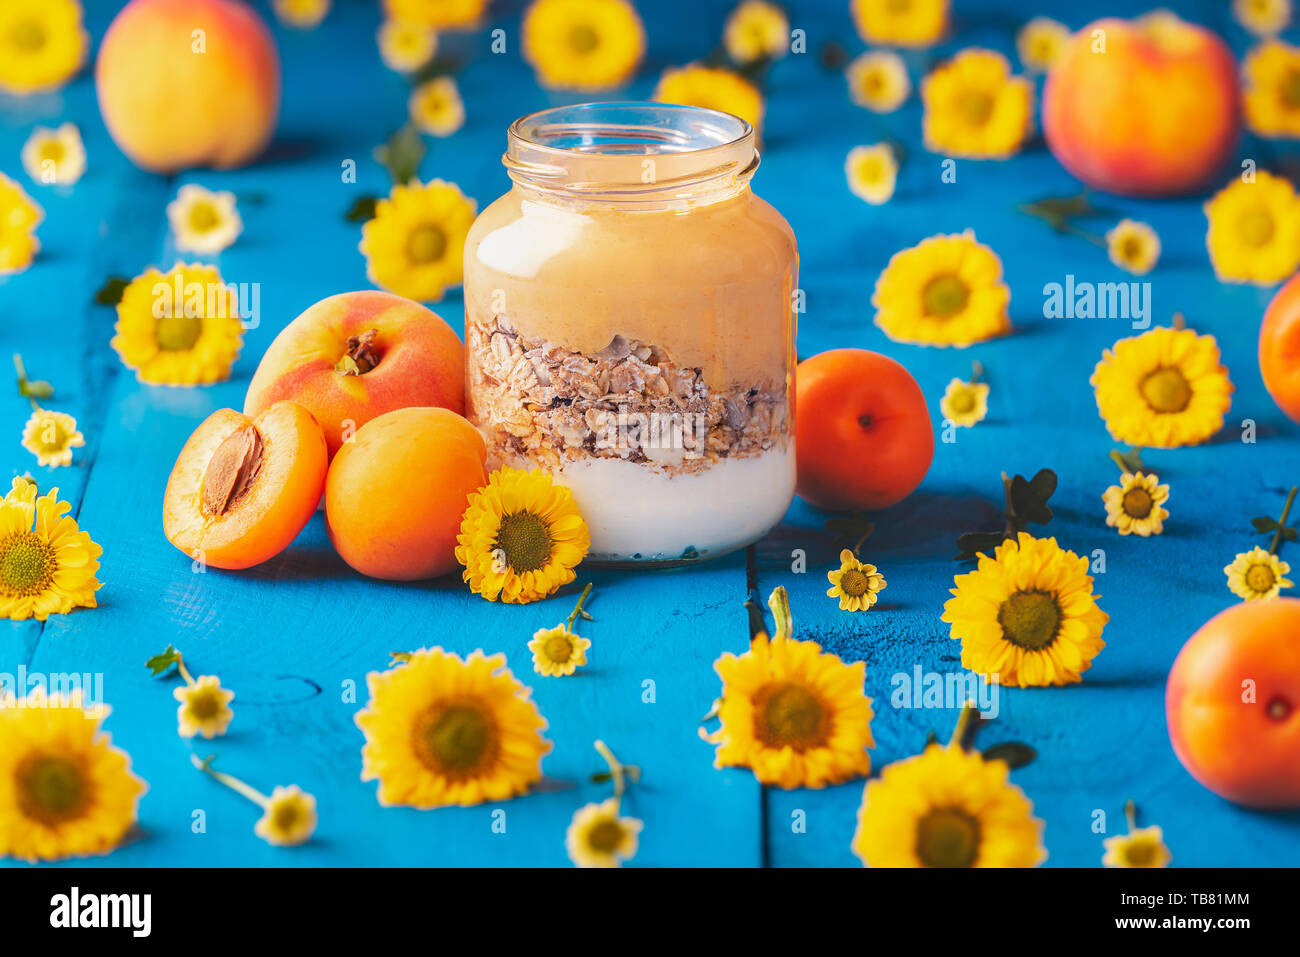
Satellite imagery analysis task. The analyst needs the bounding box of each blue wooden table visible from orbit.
[2,0,1299,867]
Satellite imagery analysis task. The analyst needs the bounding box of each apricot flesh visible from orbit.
[163,402,327,569]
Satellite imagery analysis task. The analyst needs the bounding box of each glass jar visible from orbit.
[464,102,797,566]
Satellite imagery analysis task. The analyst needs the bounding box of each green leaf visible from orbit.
[955,531,1005,561]
[344,196,379,223]
[824,513,874,550]
[819,40,848,70]
[1285,527,1300,543]
[389,651,414,665]
[1114,448,1145,473]
[981,741,1037,770]
[1251,516,1280,534]
[374,125,426,186]
[145,645,181,676]
[17,378,53,400]
[1010,468,1056,527]
[590,772,613,784]
[94,276,130,306]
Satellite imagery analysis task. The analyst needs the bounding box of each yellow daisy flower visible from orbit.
[359,179,476,303]
[529,625,591,677]
[383,0,487,30]
[846,50,911,113]
[922,48,1034,159]
[0,478,101,621]
[455,467,590,604]
[522,0,645,91]
[845,144,898,205]
[0,693,145,862]
[409,76,466,137]
[174,675,235,739]
[273,0,330,29]
[0,0,88,95]
[1243,41,1300,138]
[20,409,83,467]
[941,532,1109,688]
[167,184,243,256]
[110,262,244,386]
[1090,325,1234,448]
[1106,219,1161,275]
[940,377,989,426]
[1103,825,1171,867]
[0,172,43,275]
[852,742,1046,867]
[1235,0,1291,37]
[872,230,1012,347]
[255,785,317,846]
[356,647,552,808]
[826,548,886,612]
[1016,17,1070,73]
[724,0,789,64]
[1225,545,1294,601]
[707,588,874,788]
[1103,471,1169,537]
[850,0,948,48]
[1204,171,1300,284]
[653,65,764,133]
[566,798,642,868]
[21,123,86,187]
[377,19,438,73]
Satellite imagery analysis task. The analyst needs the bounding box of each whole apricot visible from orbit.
[1259,273,1300,425]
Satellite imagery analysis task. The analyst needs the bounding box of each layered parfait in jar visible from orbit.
[464,103,797,565]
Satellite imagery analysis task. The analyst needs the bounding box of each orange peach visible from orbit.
[96,0,280,173]
[325,407,487,581]
[1259,273,1300,425]
[1042,13,1239,197]
[163,401,327,569]
[245,291,465,458]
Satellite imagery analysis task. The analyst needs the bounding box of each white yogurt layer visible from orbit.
[554,447,795,562]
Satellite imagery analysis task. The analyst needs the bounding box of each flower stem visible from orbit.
[1107,450,1130,474]
[1172,312,1187,330]
[1270,486,1297,555]
[594,739,634,801]
[565,582,595,632]
[767,586,793,642]
[191,754,269,808]
[177,657,196,687]
[970,360,984,384]
[1124,799,1137,832]
[949,701,981,750]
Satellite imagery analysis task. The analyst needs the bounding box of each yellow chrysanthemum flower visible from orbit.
[174,675,235,739]
[455,467,590,604]
[273,0,330,28]
[845,144,898,205]
[166,184,242,256]
[852,743,1045,867]
[255,785,317,846]
[846,50,911,113]
[923,48,1034,159]
[1225,545,1294,601]
[0,172,43,275]
[1090,326,1234,448]
[1106,219,1161,275]
[378,19,438,72]
[0,692,144,862]
[1016,17,1070,73]
[359,179,476,302]
[872,230,1012,347]
[566,798,642,868]
[1204,171,1300,284]
[1235,0,1291,37]
[1103,471,1169,537]
[707,599,874,789]
[724,0,789,64]
[0,477,102,621]
[653,65,764,133]
[409,76,466,137]
[941,532,1109,688]
[383,0,487,29]
[356,647,552,808]
[1103,825,1171,867]
[0,0,88,95]
[851,0,947,48]
[522,0,645,91]
[110,262,244,386]
[826,548,886,612]
[21,123,86,187]
[1243,41,1300,138]
[940,378,989,426]
[529,625,591,677]
[21,409,83,467]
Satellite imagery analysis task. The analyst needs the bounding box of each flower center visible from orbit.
[39,141,65,164]
[915,806,980,867]
[754,681,829,751]
[1122,487,1153,519]
[188,688,222,720]
[1139,366,1191,413]
[156,313,204,351]
[10,19,45,51]
[1282,69,1300,109]
[1237,208,1275,247]
[587,818,625,853]
[406,224,447,264]
[495,511,553,572]
[997,589,1061,650]
[16,755,88,826]
[839,568,870,597]
[569,24,600,53]
[957,91,994,126]
[544,633,574,663]
[273,801,303,831]
[1123,840,1157,867]
[1120,237,1143,261]
[949,389,975,413]
[414,701,499,778]
[1245,562,1277,594]
[0,532,56,597]
[922,274,970,318]
[188,201,220,233]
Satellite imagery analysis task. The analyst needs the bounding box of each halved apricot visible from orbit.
[163,401,328,569]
